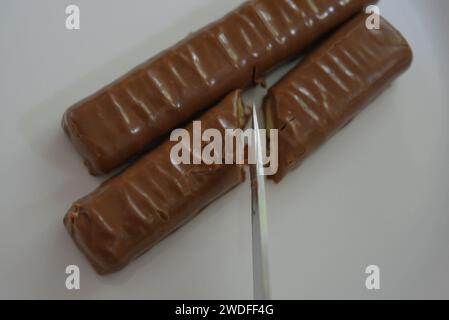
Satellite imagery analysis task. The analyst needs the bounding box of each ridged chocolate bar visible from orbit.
[264,13,413,182]
[63,0,376,175]
[64,91,246,275]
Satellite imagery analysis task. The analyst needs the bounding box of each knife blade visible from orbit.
[250,104,271,300]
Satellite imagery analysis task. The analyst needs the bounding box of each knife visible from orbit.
[250,104,271,300]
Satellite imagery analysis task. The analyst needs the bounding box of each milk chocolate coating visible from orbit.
[64,91,246,275]
[62,0,376,175]
[264,13,413,183]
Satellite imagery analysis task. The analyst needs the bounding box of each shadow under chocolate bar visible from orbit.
[64,91,247,275]
[62,0,377,175]
[264,13,413,183]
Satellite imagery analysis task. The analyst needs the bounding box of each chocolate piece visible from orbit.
[64,91,246,275]
[63,0,377,175]
[264,13,413,183]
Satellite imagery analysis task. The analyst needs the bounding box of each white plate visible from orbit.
[0,0,448,299]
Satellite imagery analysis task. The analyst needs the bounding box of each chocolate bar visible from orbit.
[64,91,246,275]
[264,13,413,182]
[63,0,376,175]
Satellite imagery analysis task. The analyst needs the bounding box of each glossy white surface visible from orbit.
[0,0,448,299]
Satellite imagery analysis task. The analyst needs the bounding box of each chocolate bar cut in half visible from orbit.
[64,90,247,275]
[264,13,413,183]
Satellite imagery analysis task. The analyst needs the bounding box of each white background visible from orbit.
[0,0,448,299]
